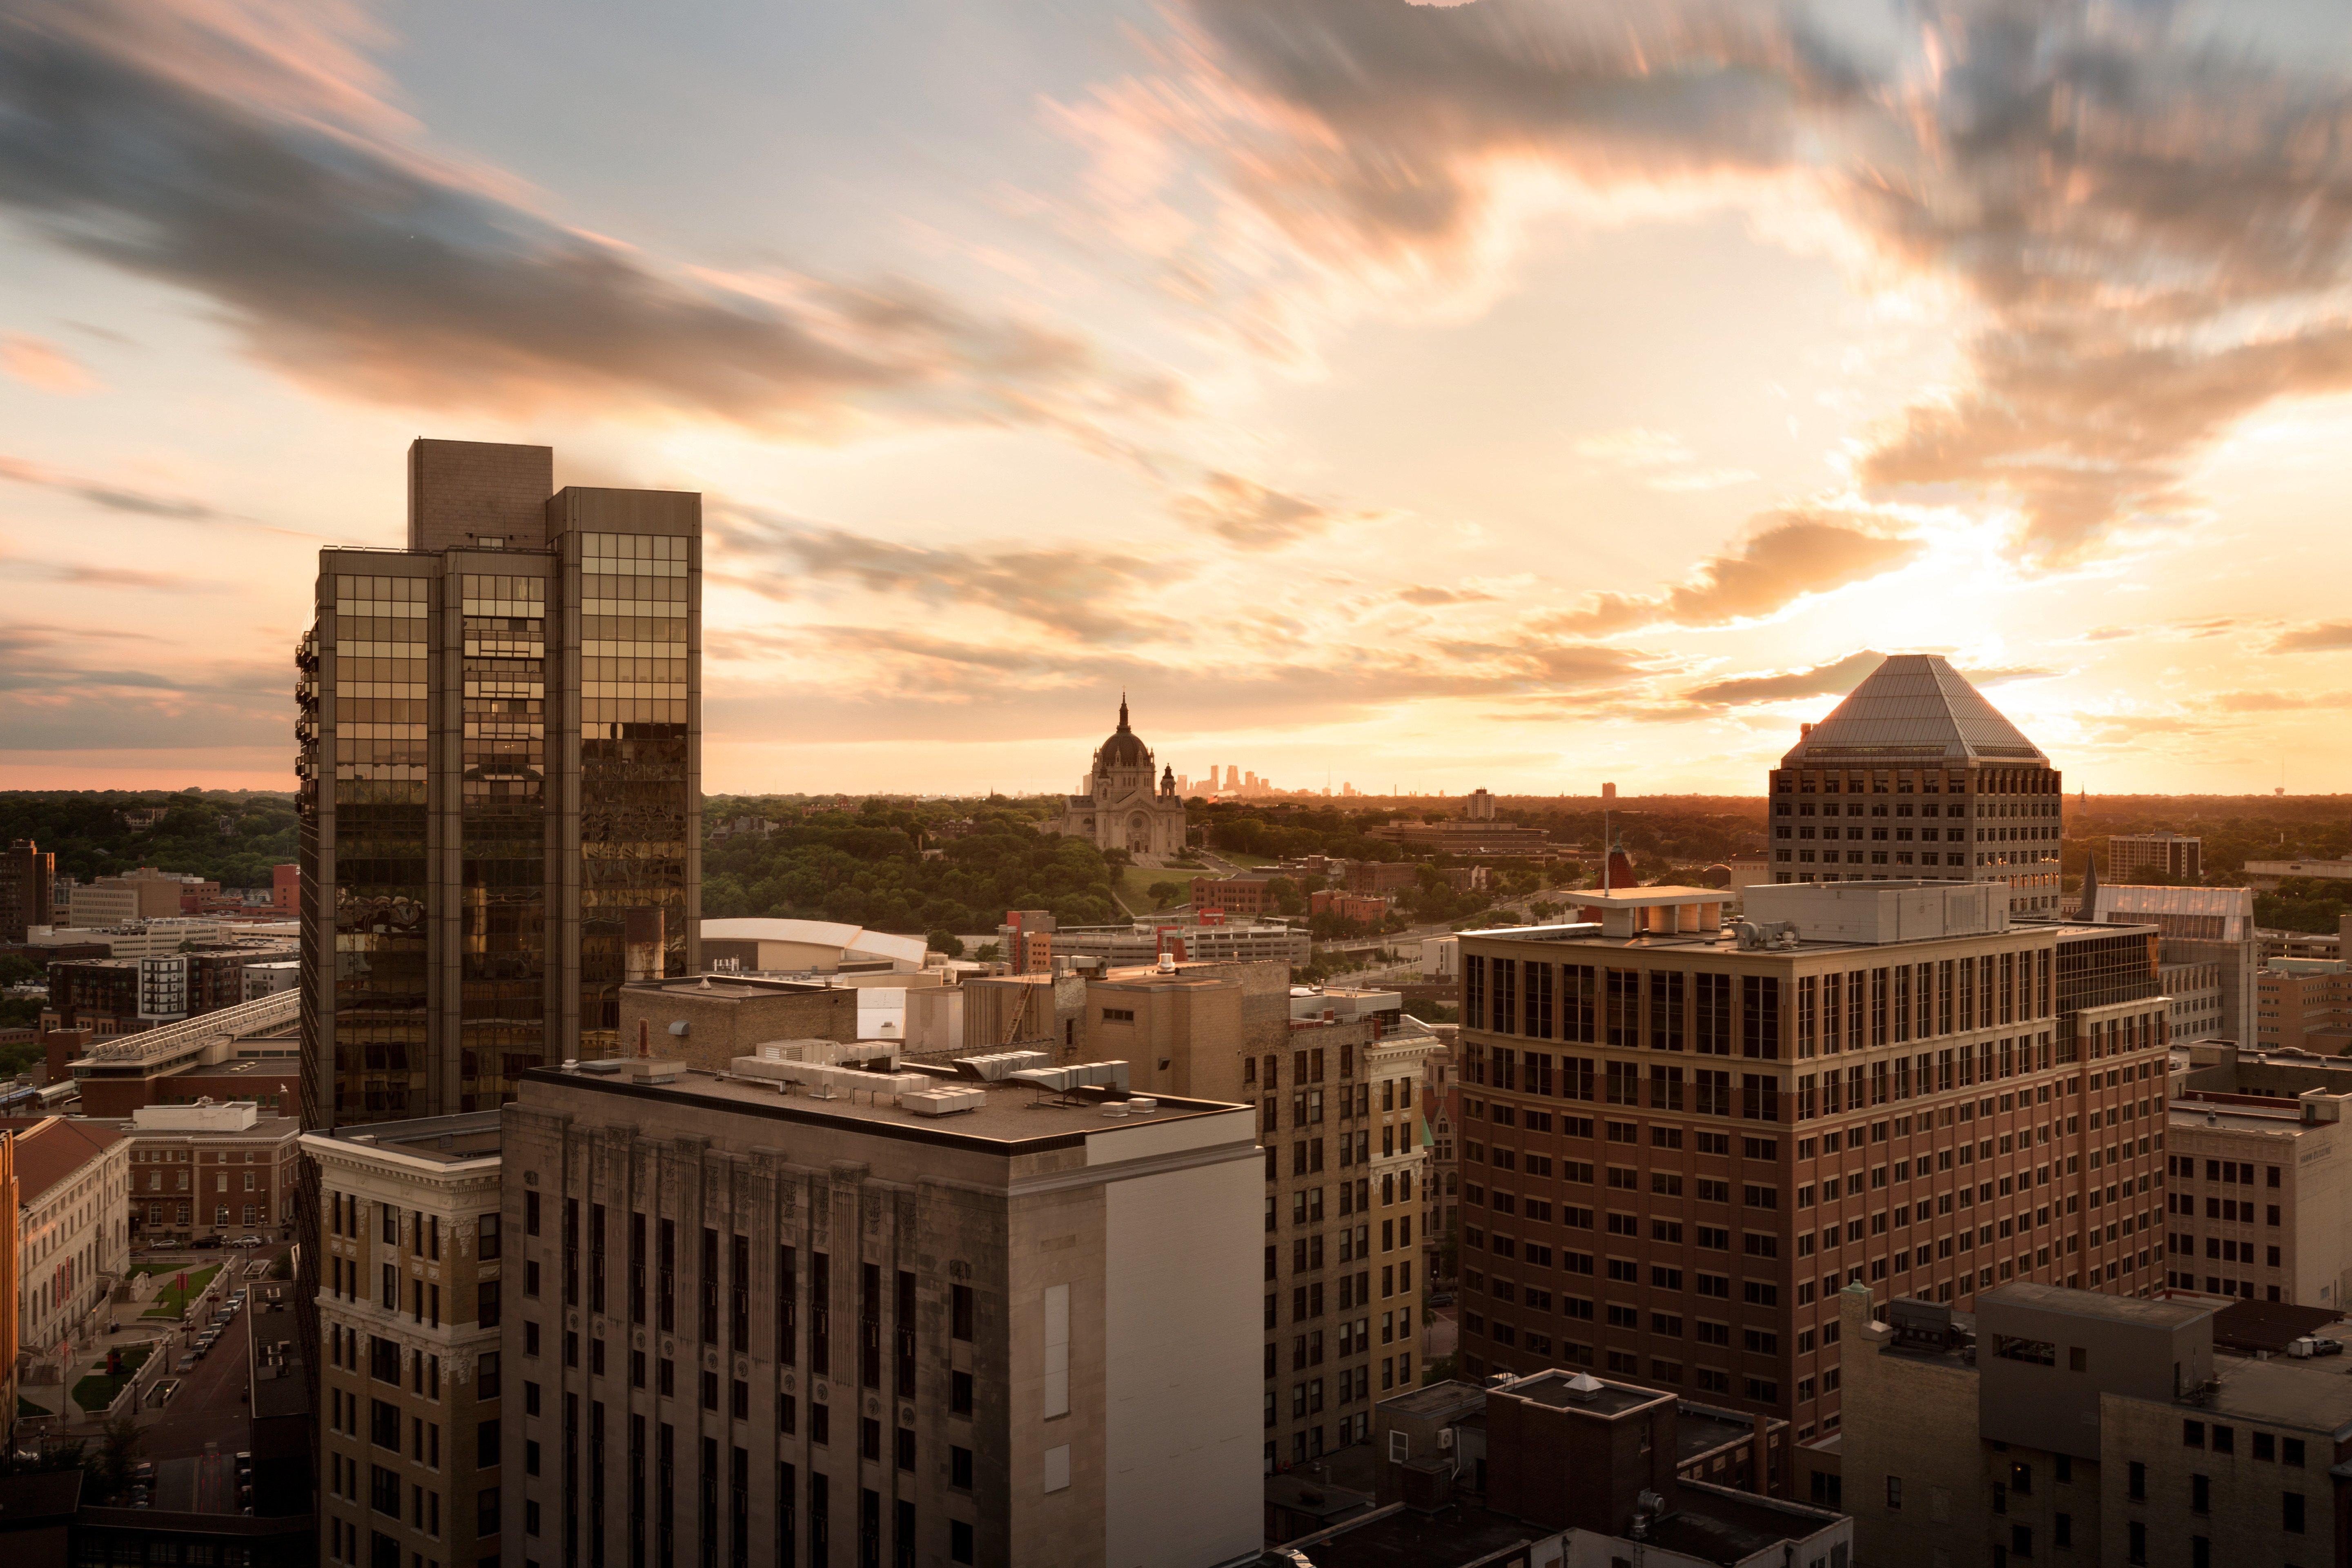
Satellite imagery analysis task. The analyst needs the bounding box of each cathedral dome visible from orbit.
[1094,697,1151,771]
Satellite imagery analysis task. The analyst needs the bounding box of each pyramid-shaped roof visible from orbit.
[1779,654,2046,767]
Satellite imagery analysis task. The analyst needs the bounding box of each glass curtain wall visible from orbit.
[577,532,691,1053]
[325,573,430,1122]
[459,572,549,1111]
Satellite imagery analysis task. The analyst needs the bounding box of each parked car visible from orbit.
[2290,1335,2345,1358]
[174,1355,196,1373]
[190,1236,224,1250]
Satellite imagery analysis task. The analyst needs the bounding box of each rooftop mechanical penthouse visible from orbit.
[1452,880,2171,1442]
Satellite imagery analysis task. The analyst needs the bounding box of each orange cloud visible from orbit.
[0,334,98,394]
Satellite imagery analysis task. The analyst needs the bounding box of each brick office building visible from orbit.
[1452,880,2171,1443]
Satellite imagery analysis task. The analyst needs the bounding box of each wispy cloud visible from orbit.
[1057,0,2352,562]
[0,0,1179,441]
[1541,510,1923,634]
[1170,471,1367,550]
[0,334,98,394]
[2270,622,2352,655]
[711,509,1192,646]
[1571,428,1756,492]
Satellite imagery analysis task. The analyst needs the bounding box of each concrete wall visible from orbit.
[1836,1287,1990,1568]
[614,982,856,1069]
[1101,1144,1263,1568]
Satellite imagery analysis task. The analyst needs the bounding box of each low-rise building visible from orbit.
[1309,889,1392,924]
[1288,985,1405,1031]
[1277,1370,1850,1568]
[2,1115,129,1363]
[1192,875,1273,915]
[66,991,303,1118]
[1047,919,1310,970]
[2244,858,2352,891]
[2165,1044,2352,1307]
[613,974,859,1070]
[305,1113,503,1568]
[1841,1280,2352,1568]
[2252,959,2352,1053]
[122,1100,301,1246]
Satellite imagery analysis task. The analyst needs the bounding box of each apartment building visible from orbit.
[0,1129,18,1429]
[1452,881,2170,1441]
[1841,1281,2352,1568]
[1,1115,129,1361]
[305,1112,504,1568]
[298,438,702,1125]
[0,839,53,943]
[1768,654,2065,915]
[2252,959,2352,1053]
[2164,1045,2352,1307]
[499,1053,1262,1568]
[123,1099,302,1245]
[2109,833,2203,884]
[1191,877,1273,916]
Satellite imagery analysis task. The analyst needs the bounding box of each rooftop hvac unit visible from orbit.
[952,1050,1049,1082]
[900,1087,986,1117]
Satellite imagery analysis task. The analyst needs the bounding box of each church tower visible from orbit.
[1054,697,1189,858]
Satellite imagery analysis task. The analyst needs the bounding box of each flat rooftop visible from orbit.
[1501,1370,1669,1417]
[1287,1503,1540,1568]
[2198,1352,2352,1432]
[1984,1282,2214,1330]
[523,1060,1249,1154]
[626,976,834,998]
[309,1110,503,1163]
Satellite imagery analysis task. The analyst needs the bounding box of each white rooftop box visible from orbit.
[1740,880,2007,945]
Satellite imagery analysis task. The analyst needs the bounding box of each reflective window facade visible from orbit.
[300,443,700,1127]
[460,572,549,1109]
[305,573,430,1124]
[577,532,693,1055]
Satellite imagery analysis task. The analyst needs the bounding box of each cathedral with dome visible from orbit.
[1054,697,1187,857]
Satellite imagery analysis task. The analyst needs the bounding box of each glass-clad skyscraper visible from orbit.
[296,440,699,1126]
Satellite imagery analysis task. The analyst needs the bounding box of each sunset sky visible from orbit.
[8,0,2352,797]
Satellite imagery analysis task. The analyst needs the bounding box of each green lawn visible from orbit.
[17,1394,49,1417]
[1119,865,1194,913]
[140,1263,221,1318]
[70,1344,152,1412]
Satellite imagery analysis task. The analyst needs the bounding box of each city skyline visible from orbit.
[15,2,2352,799]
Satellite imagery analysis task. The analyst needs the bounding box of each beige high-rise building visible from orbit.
[306,1112,506,1568]
[964,958,1437,1470]
[500,1052,1262,1568]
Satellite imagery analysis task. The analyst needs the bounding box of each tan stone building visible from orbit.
[122,1099,301,1245]
[1840,1281,2352,1568]
[2165,1044,2352,1308]
[969,958,1437,1469]
[306,1113,505,1568]
[500,1052,1261,1568]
